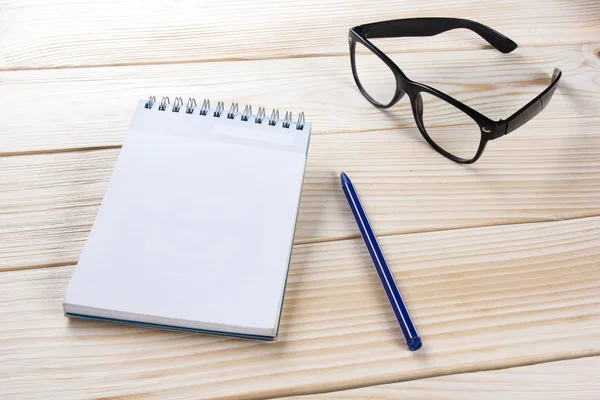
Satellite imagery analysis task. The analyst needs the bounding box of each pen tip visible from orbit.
[340,171,350,184]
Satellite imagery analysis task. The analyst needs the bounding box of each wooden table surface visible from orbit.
[1,1,599,399]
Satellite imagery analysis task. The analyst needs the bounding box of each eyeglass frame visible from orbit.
[348,17,562,164]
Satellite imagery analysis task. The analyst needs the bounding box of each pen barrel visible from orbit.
[342,179,421,351]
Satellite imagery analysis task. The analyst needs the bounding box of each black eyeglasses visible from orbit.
[349,18,561,163]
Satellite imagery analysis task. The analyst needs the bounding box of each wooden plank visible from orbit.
[1,218,599,399]
[0,0,598,69]
[277,357,600,399]
[1,120,599,271]
[1,44,598,154]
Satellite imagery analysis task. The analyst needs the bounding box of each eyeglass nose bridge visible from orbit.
[393,76,411,104]
[390,84,407,106]
[409,91,427,141]
[415,92,424,122]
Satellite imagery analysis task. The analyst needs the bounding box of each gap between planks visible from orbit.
[2,122,599,272]
[0,41,576,74]
[1,214,597,274]
[2,43,597,154]
[0,144,123,158]
[272,355,600,400]
[1,216,599,398]
[0,113,588,159]
[1,0,598,71]
[269,353,600,400]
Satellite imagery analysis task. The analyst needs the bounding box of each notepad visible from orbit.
[63,97,311,340]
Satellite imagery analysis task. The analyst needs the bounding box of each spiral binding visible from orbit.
[241,105,252,121]
[269,110,279,126]
[146,96,156,109]
[186,98,197,114]
[159,96,170,111]
[255,107,266,124]
[200,99,210,116]
[227,103,238,119]
[214,101,225,118]
[172,97,183,112]
[145,96,306,130]
[283,111,292,128]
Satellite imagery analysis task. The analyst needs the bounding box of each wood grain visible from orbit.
[277,357,600,399]
[1,217,599,399]
[2,2,599,397]
[1,0,598,69]
[1,44,598,154]
[2,121,599,271]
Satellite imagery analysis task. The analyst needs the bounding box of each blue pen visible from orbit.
[341,172,422,351]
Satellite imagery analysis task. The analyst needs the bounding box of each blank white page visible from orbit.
[64,100,311,337]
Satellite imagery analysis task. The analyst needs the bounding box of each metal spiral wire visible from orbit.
[158,96,170,111]
[296,112,305,130]
[269,110,279,126]
[172,97,183,112]
[213,101,225,117]
[282,111,292,128]
[200,99,210,115]
[255,107,266,124]
[227,103,239,119]
[241,105,252,121]
[146,95,156,109]
[186,98,197,114]
[145,96,305,130]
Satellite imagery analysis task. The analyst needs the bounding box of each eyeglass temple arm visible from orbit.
[497,69,562,137]
[356,18,517,54]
